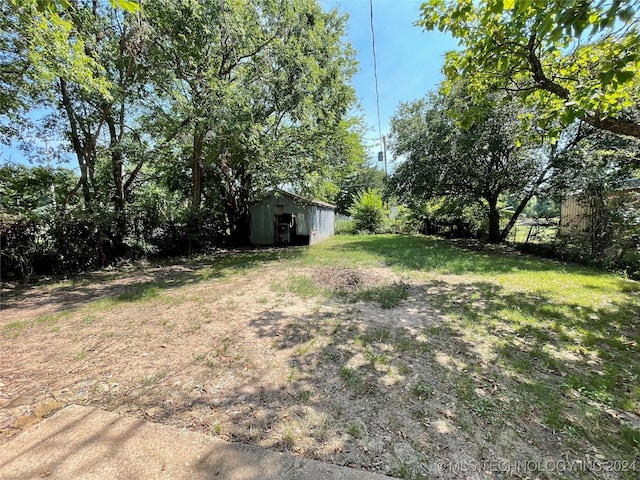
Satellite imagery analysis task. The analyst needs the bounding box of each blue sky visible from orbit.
[321,0,457,162]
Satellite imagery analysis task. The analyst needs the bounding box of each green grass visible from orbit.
[1,311,70,338]
[301,235,639,464]
[411,381,434,399]
[286,275,322,299]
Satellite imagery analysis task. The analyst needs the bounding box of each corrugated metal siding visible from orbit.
[559,195,589,234]
[310,207,335,245]
[250,193,335,245]
[249,201,274,244]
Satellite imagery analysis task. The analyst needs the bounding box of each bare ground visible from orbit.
[0,259,631,479]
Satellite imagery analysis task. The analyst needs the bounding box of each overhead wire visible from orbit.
[369,0,383,155]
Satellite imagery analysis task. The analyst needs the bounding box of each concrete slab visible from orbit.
[0,405,396,480]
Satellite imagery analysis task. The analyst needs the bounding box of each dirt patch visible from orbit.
[0,255,634,479]
[312,266,378,292]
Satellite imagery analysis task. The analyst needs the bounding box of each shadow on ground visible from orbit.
[0,247,303,320]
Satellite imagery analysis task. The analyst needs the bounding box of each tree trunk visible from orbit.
[487,196,501,243]
[59,78,93,211]
[230,209,251,245]
[192,126,205,210]
[222,170,252,245]
[107,114,127,252]
[500,194,532,242]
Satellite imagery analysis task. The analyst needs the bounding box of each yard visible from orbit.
[1,235,638,479]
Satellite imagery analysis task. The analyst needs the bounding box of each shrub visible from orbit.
[413,196,486,238]
[335,216,355,235]
[350,189,386,233]
[388,205,422,234]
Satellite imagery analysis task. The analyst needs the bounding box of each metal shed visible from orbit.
[559,179,640,235]
[249,190,336,246]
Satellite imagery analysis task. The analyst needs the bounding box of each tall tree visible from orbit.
[418,0,640,143]
[147,0,358,241]
[388,86,553,242]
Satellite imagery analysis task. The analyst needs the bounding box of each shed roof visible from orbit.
[263,189,336,209]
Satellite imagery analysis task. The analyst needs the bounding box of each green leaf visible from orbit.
[560,108,576,124]
[614,70,635,84]
[618,7,635,23]
[109,0,139,12]
[600,71,615,85]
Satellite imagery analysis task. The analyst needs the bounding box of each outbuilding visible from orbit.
[249,190,336,246]
[559,179,640,235]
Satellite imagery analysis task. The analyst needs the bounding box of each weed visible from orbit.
[193,352,207,363]
[287,275,322,299]
[216,337,231,356]
[411,382,434,399]
[346,423,363,438]
[298,390,312,402]
[211,420,223,435]
[397,363,411,375]
[340,366,365,392]
[139,370,166,388]
[471,398,494,418]
[73,351,88,361]
[364,348,388,368]
[2,321,26,338]
[454,377,476,403]
[390,461,420,480]
[281,422,299,449]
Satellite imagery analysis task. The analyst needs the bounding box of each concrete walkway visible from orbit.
[0,405,396,480]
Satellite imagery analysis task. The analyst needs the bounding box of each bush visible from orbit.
[335,216,355,235]
[350,189,386,233]
[413,197,486,238]
[388,205,422,234]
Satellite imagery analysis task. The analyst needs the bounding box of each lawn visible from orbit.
[1,234,638,479]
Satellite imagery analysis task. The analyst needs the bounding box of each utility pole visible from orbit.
[377,135,388,177]
[378,135,391,219]
[382,135,388,177]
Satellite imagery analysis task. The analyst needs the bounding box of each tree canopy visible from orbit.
[388,84,554,242]
[1,0,365,276]
[418,0,640,142]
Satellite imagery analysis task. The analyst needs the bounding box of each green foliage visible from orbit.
[418,0,640,141]
[349,188,386,234]
[146,0,359,239]
[1,0,363,275]
[334,216,355,235]
[551,128,640,277]
[0,164,77,216]
[387,205,422,235]
[510,195,559,220]
[333,158,385,215]
[419,196,487,238]
[387,85,543,241]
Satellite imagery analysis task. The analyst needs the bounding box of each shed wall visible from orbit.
[249,194,335,245]
[559,195,589,234]
[310,206,335,245]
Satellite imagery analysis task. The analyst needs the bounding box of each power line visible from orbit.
[369,0,383,153]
